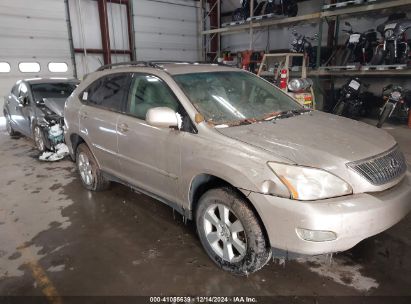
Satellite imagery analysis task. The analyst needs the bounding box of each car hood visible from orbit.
[216,111,396,168]
[43,98,66,117]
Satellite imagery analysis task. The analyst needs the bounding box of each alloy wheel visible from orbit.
[6,116,12,134]
[203,203,247,263]
[34,126,45,151]
[78,152,94,186]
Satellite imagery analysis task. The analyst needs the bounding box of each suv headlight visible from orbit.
[268,162,352,201]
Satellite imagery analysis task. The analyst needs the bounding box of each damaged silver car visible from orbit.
[3,78,78,160]
[64,62,411,275]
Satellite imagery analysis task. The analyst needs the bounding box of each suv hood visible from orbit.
[216,111,396,168]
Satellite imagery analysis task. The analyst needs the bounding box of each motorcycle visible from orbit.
[332,77,367,118]
[377,85,410,128]
[290,29,318,67]
[339,21,378,65]
[232,0,298,21]
[371,13,411,65]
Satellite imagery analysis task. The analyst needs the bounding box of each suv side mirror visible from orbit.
[18,96,28,107]
[146,107,179,129]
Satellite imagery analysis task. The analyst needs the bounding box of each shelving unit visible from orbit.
[310,68,411,77]
[201,0,411,35]
[200,0,411,110]
[202,12,321,35]
[200,0,411,68]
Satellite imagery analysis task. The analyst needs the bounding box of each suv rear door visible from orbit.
[116,73,184,204]
[79,73,131,176]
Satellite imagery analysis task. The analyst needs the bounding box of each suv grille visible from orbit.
[347,146,407,186]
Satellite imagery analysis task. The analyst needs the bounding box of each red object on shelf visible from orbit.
[241,50,253,70]
[279,69,288,90]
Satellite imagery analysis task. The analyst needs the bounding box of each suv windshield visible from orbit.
[31,82,77,102]
[174,71,303,125]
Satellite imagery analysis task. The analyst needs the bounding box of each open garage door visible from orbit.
[0,0,74,115]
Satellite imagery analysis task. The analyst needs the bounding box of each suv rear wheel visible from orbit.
[76,143,110,191]
[196,187,271,275]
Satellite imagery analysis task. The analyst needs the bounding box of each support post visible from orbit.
[249,0,254,50]
[126,0,135,61]
[98,0,111,64]
[64,0,77,78]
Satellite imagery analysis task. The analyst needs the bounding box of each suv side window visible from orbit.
[83,73,131,112]
[127,74,179,120]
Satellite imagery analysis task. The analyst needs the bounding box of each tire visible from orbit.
[286,2,298,17]
[4,111,18,137]
[232,8,245,22]
[377,103,394,128]
[370,48,384,65]
[340,49,352,66]
[33,125,46,152]
[196,187,271,275]
[264,2,274,15]
[76,143,110,191]
[386,43,396,65]
[333,101,346,116]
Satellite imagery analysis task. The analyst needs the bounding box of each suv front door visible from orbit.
[116,73,184,204]
[79,73,131,176]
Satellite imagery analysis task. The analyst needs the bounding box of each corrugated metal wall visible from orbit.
[133,0,200,61]
[0,0,201,109]
[68,0,105,77]
[0,0,74,111]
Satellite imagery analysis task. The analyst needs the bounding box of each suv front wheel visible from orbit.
[76,143,110,191]
[196,188,271,275]
[5,112,18,137]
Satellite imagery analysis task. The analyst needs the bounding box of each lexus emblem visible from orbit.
[390,158,400,170]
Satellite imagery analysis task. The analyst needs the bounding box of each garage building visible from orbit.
[0,0,410,302]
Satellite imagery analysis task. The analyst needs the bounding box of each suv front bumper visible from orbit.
[249,172,411,255]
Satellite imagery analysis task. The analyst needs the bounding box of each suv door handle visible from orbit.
[118,123,129,133]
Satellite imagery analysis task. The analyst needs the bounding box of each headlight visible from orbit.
[288,78,313,92]
[385,30,393,39]
[268,162,352,201]
[391,91,401,101]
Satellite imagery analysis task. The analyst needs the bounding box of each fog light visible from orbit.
[296,228,337,242]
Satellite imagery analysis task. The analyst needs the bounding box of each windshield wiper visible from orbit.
[237,118,256,126]
[266,108,312,121]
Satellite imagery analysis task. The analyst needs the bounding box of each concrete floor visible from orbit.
[0,119,410,299]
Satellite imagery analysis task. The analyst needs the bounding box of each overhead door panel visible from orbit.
[0,0,73,113]
[133,0,200,61]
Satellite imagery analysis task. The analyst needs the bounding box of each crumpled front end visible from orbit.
[37,108,69,162]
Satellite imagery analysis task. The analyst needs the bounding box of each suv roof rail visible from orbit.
[96,61,153,72]
[96,60,202,72]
